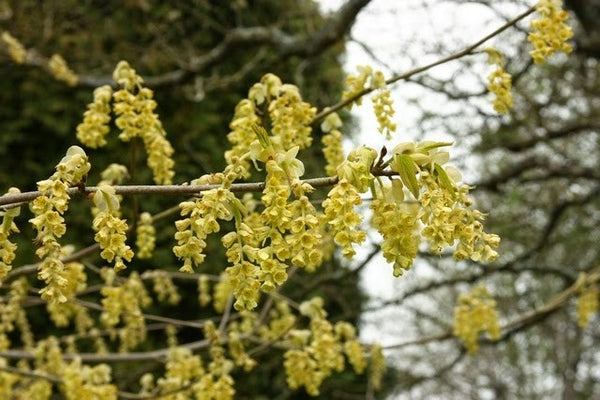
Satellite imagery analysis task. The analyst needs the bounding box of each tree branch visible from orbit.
[312,5,536,122]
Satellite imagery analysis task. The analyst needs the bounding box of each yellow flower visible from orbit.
[528,0,573,64]
[48,54,78,86]
[77,85,113,148]
[453,285,501,354]
[1,31,27,64]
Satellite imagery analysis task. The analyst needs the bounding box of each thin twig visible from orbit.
[312,5,535,122]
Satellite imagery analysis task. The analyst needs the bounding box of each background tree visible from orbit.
[350,1,600,398]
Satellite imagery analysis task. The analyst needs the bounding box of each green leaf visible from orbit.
[434,163,455,194]
[418,141,453,152]
[395,154,420,199]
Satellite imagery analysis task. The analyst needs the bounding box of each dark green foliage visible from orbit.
[0,1,382,397]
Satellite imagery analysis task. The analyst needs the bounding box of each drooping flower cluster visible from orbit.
[198,274,212,307]
[322,146,377,258]
[453,285,501,354]
[100,270,151,351]
[45,246,89,328]
[0,278,32,351]
[92,184,134,272]
[343,66,396,138]
[1,31,26,64]
[147,269,181,305]
[135,211,156,259]
[283,297,369,396]
[528,0,573,64]
[371,182,420,276]
[76,85,113,148]
[226,73,316,177]
[48,54,78,86]
[371,71,397,138]
[112,61,175,184]
[61,359,117,400]
[485,48,513,114]
[389,141,500,264]
[29,146,90,304]
[0,187,21,279]
[173,187,239,273]
[322,179,365,259]
[576,276,598,328]
[369,345,386,391]
[320,112,345,176]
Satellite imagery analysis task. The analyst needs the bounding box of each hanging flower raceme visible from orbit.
[226,73,315,177]
[320,112,345,177]
[30,146,90,304]
[100,270,151,352]
[371,181,420,277]
[48,54,78,86]
[76,85,113,148]
[135,212,156,259]
[1,31,27,64]
[111,61,175,184]
[453,285,501,354]
[389,141,500,264]
[283,297,369,396]
[0,187,21,279]
[485,48,513,114]
[173,187,241,273]
[528,0,573,64]
[92,184,134,272]
[322,146,377,258]
[343,66,397,138]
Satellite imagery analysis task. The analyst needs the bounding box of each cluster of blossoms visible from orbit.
[61,359,116,399]
[198,274,212,307]
[576,274,598,328]
[528,0,573,64]
[139,321,240,399]
[226,73,316,177]
[453,285,501,354]
[147,269,181,305]
[371,182,420,277]
[485,48,513,114]
[343,66,396,138]
[391,142,500,264]
[92,184,134,272]
[283,297,369,396]
[1,31,26,64]
[29,146,90,304]
[0,336,117,399]
[100,270,151,352]
[0,58,516,396]
[176,74,326,311]
[77,61,175,184]
[320,112,345,176]
[0,278,32,351]
[45,246,90,329]
[0,187,21,278]
[369,345,386,391]
[322,146,377,258]
[76,85,113,148]
[173,187,239,273]
[48,54,78,86]
[135,211,156,259]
